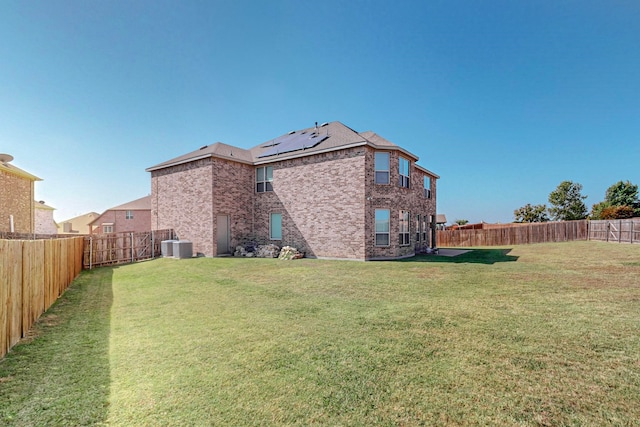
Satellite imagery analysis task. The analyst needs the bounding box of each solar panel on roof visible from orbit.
[258,131,328,158]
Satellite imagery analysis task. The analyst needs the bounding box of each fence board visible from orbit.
[436,220,589,247]
[83,229,174,269]
[1,236,84,359]
[588,218,640,243]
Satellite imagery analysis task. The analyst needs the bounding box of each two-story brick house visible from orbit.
[0,155,41,233]
[89,195,152,234]
[147,121,439,260]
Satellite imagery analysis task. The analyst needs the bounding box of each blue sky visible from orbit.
[1,1,638,224]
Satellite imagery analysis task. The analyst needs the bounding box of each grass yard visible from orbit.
[1,241,639,426]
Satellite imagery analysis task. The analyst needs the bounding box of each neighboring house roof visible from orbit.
[88,195,151,227]
[436,214,447,224]
[57,212,100,234]
[107,195,152,211]
[34,200,55,210]
[0,159,42,181]
[146,121,440,178]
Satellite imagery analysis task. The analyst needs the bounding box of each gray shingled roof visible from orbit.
[146,121,437,178]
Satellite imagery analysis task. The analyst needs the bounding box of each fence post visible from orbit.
[619,220,622,243]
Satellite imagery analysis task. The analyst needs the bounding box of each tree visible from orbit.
[454,219,469,226]
[589,201,610,220]
[605,180,639,207]
[601,205,635,219]
[590,181,640,219]
[514,204,549,223]
[548,181,588,221]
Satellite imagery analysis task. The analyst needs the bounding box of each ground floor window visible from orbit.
[270,213,282,240]
[375,209,390,246]
[399,210,410,246]
[416,214,421,242]
[423,216,428,242]
[102,224,113,233]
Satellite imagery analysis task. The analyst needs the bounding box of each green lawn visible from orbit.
[1,241,639,426]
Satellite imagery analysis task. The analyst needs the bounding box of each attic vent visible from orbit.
[288,130,296,135]
[320,122,329,127]
[199,145,208,150]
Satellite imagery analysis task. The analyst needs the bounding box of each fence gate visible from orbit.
[588,219,639,244]
[84,229,175,268]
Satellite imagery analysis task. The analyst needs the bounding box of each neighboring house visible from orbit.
[34,201,58,235]
[147,121,439,260]
[436,214,448,230]
[89,195,152,234]
[58,212,100,235]
[0,154,41,233]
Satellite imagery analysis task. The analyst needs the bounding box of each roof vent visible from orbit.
[199,145,208,150]
[288,130,296,135]
[320,122,329,127]
[0,153,14,163]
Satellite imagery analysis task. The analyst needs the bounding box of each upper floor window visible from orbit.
[374,152,390,184]
[126,210,134,219]
[424,176,432,198]
[399,157,410,188]
[375,209,390,246]
[399,210,410,246]
[256,166,273,193]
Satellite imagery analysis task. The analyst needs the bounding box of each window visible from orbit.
[270,213,282,240]
[399,210,410,246]
[256,166,273,192]
[424,176,432,198]
[416,214,421,242]
[422,217,428,242]
[375,209,390,246]
[399,157,410,188]
[126,210,133,219]
[374,152,390,184]
[102,224,113,233]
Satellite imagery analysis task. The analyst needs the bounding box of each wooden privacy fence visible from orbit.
[436,220,589,247]
[588,218,640,243]
[1,237,84,359]
[84,229,174,269]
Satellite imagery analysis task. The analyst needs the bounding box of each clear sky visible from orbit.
[1,1,638,224]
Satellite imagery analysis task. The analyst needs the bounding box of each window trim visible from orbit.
[256,166,274,193]
[399,157,410,188]
[399,210,410,246]
[424,175,432,198]
[375,209,390,247]
[270,212,282,240]
[374,152,390,184]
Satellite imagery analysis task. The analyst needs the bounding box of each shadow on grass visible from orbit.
[406,248,519,265]
[0,267,113,426]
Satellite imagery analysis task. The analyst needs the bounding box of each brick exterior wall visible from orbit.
[0,170,34,233]
[210,157,254,254]
[151,158,215,256]
[34,205,58,235]
[91,209,151,234]
[254,147,367,259]
[151,146,438,260]
[364,148,437,260]
[150,157,255,256]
